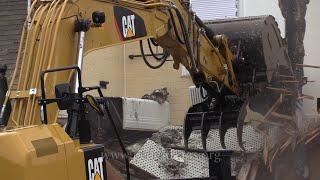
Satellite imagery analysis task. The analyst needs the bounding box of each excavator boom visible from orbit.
[0,0,293,179]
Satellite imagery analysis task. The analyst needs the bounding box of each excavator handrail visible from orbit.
[40,66,82,124]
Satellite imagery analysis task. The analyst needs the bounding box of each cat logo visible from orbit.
[83,145,107,180]
[122,15,136,38]
[87,157,105,180]
[114,6,147,41]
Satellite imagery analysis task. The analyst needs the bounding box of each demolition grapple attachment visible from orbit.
[184,95,243,151]
[184,16,294,151]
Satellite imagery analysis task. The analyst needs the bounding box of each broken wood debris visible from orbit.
[295,64,320,69]
[266,87,292,94]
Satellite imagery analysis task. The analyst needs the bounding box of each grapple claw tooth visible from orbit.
[183,113,194,151]
[238,138,245,151]
[237,122,245,151]
[200,113,210,150]
[237,126,245,151]
[201,137,207,150]
[237,100,249,151]
[219,129,227,149]
[219,113,227,149]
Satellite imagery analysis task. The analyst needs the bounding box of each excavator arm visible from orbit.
[0,0,293,179]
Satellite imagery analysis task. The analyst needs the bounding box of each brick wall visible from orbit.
[0,0,27,81]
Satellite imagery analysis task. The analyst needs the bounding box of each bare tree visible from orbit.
[278,0,310,80]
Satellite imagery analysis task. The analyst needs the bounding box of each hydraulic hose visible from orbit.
[147,39,169,61]
[150,38,160,46]
[195,15,215,39]
[140,40,167,69]
[170,7,199,74]
[168,9,185,44]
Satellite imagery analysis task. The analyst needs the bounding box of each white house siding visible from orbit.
[191,0,237,20]
[239,0,285,37]
[301,1,320,115]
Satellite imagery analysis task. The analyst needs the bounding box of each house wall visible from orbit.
[191,0,237,20]
[83,45,125,97]
[0,0,27,81]
[83,42,194,125]
[301,0,320,115]
[123,42,194,125]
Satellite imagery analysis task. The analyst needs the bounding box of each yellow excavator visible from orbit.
[0,0,294,179]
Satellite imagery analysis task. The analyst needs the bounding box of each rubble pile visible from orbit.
[142,87,169,104]
[150,128,182,148]
[159,158,188,176]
